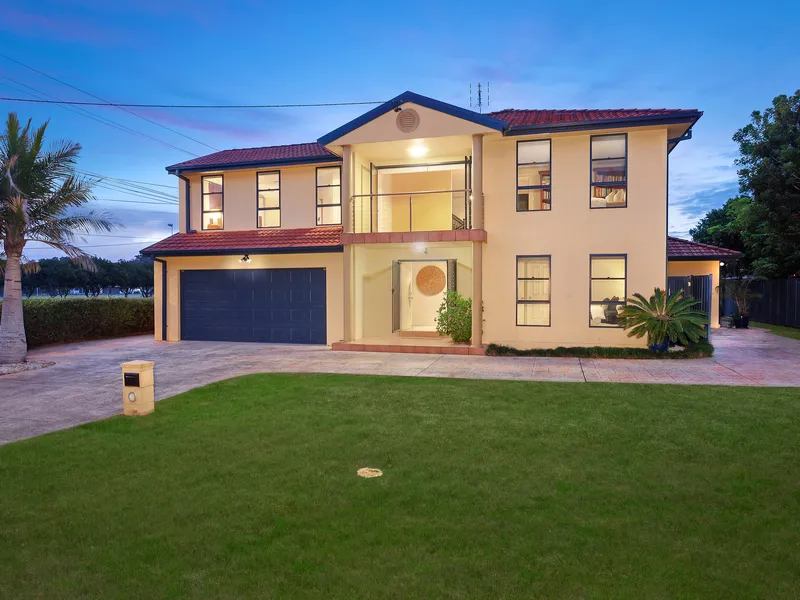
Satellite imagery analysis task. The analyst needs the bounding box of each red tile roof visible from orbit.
[141,226,343,255]
[488,108,700,129]
[166,142,340,173]
[668,236,741,259]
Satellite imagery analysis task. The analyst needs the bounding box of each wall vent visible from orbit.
[396,108,420,133]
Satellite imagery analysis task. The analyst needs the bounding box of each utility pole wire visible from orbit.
[0,77,199,156]
[0,53,218,152]
[0,97,387,109]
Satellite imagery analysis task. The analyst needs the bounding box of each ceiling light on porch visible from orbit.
[240,254,252,263]
[408,144,428,158]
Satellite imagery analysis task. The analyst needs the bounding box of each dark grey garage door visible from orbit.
[180,268,326,344]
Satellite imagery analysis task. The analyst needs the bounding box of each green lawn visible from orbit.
[1,375,798,599]
[752,320,800,340]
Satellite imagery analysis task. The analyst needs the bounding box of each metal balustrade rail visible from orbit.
[350,188,472,233]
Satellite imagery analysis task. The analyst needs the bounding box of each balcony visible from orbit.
[351,188,472,234]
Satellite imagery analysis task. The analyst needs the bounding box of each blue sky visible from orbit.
[2,0,797,260]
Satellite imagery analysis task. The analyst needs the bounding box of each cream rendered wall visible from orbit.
[668,260,721,327]
[353,243,473,340]
[384,171,451,232]
[181,162,341,232]
[482,127,669,348]
[153,252,344,344]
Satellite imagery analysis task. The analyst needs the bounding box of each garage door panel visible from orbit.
[181,268,326,344]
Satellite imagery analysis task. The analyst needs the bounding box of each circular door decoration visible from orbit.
[416,265,446,296]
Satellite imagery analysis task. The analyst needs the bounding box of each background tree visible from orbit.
[732,90,800,278]
[0,113,113,364]
[690,196,752,272]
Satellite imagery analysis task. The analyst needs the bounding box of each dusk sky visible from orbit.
[2,0,797,261]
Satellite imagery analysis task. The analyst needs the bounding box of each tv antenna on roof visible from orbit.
[470,82,490,113]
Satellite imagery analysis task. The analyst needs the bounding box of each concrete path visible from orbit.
[1,327,798,445]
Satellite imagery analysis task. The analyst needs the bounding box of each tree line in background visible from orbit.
[690,90,800,279]
[20,255,154,298]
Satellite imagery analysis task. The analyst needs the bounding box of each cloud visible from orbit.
[24,206,178,261]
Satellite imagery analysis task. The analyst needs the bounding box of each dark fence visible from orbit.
[722,279,800,327]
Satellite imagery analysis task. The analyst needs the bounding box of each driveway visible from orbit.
[1,327,798,445]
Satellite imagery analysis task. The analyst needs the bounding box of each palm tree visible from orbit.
[617,288,708,348]
[0,113,114,364]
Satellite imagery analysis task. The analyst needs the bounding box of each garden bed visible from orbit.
[486,342,714,359]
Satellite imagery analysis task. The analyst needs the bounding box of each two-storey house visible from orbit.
[142,91,720,352]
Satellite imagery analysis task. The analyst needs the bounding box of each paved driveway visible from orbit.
[1,327,798,445]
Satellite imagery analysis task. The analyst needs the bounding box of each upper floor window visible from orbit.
[201,175,223,230]
[589,254,626,327]
[316,166,342,226]
[257,171,280,228]
[590,134,627,209]
[517,255,551,326]
[517,140,551,211]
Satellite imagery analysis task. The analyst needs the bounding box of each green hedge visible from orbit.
[485,342,714,359]
[0,298,154,349]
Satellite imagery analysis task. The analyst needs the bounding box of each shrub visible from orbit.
[485,342,714,359]
[0,297,154,349]
[617,287,708,347]
[435,291,472,344]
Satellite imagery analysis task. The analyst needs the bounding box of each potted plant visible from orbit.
[618,288,708,351]
[720,279,760,328]
[435,291,472,344]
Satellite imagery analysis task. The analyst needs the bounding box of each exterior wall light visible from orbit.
[719,261,725,267]
[240,254,252,263]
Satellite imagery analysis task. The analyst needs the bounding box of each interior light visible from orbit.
[409,145,428,158]
[240,254,252,263]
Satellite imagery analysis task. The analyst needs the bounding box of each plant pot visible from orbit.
[648,338,669,352]
[733,316,750,329]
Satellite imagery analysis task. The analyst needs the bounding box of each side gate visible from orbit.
[667,275,713,341]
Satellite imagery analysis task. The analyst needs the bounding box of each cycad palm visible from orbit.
[1,113,114,364]
[618,288,708,346]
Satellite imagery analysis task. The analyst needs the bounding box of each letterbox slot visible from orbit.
[124,372,140,387]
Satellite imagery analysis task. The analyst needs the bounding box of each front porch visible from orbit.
[331,333,486,355]
[343,241,480,352]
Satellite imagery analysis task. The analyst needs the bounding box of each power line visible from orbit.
[75,169,175,189]
[0,53,219,152]
[0,77,199,156]
[94,198,179,206]
[92,181,178,202]
[27,240,158,248]
[0,97,386,109]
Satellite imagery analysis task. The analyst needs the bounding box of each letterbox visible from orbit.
[121,360,155,416]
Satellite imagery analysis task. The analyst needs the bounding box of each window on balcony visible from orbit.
[201,175,223,230]
[591,134,627,208]
[589,255,626,327]
[257,171,280,228]
[517,140,551,211]
[517,255,551,326]
[316,166,341,226]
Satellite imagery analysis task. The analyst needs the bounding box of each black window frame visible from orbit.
[516,139,552,212]
[589,254,627,328]
[316,165,342,226]
[201,174,224,231]
[516,255,551,327]
[590,133,627,209]
[256,170,281,229]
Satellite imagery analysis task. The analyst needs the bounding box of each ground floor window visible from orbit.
[516,256,550,326]
[590,254,626,327]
